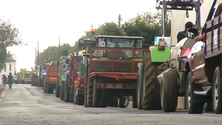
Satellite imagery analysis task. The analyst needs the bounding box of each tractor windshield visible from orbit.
[98,38,142,48]
[98,38,143,59]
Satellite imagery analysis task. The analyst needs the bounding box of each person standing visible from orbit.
[8,73,12,89]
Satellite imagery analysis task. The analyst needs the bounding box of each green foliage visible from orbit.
[36,43,79,65]
[81,22,126,40]
[0,46,6,70]
[0,19,22,70]
[36,11,172,65]
[122,11,171,45]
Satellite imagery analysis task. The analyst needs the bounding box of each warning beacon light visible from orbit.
[83,49,86,53]
[91,28,95,33]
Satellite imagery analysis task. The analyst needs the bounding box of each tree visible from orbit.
[36,43,79,65]
[122,11,171,45]
[0,19,22,70]
[81,22,126,40]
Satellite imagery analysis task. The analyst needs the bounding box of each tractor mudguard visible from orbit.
[157,68,180,86]
[149,46,170,62]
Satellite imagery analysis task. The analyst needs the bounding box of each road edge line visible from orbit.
[1,90,5,97]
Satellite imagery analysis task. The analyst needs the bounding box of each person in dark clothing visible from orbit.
[177,21,194,42]
[8,73,12,89]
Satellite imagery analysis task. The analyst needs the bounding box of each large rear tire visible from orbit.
[204,102,213,112]
[142,52,162,110]
[44,81,47,93]
[38,79,41,87]
[60,81,64,100]
[56,76,59,97]
[84,76,88,107]
[64,75,70,102]
[86,77,93,107]
[35,79,38,86]
[186,72,204,114]
[160,69,178,112]
[70,87,74,103]
[73,87,77,104]
[92,78,106,107]
[137,64,143,109]
[212,66,222,114]
[132,95,137,108]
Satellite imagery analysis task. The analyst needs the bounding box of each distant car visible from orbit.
[12,75,17,84]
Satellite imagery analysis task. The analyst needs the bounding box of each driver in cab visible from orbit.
[177,21,195,43]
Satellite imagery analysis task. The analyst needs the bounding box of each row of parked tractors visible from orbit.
[29,1,222,113]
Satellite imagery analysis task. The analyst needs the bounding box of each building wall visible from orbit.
[171,0,222,45]
[0,62,16,84]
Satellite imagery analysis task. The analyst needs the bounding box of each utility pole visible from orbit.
[37,41,39,65]
[196,0,201,28]
[118,14,122,28]
[35,47,36,66]
[59,37,60,60]
[162,0,166,37]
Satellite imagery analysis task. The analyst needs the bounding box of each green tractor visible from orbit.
[137,36,171,109]
[76,39,97,105]
[55,56,69,99]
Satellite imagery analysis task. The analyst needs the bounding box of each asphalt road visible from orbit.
[0,84,221,125]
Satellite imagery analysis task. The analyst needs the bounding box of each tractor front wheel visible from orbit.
[186,72,204,114]
[160,69,178,112]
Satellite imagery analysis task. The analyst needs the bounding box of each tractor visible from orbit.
[83,35,148,108]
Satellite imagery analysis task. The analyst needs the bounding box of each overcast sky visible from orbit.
[0,0,157,71]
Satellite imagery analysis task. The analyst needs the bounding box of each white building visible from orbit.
[0,58,16,84]
[171,0,222,45]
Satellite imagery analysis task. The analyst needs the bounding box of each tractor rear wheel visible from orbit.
[92,78,106,107]
[73,87,77,104]
[70,87,74,103]
[160,69,178,112]
[35,79,38,86]
[186,72,204,114]
[64,75,70,102]
[120,96,129,108]
[212,66,222,114]
[38,79,41,87]
[137,64,143,109]
[46,83,53,93]
[84,76,88,107]
[86,77,93,107]
[204,102,213,112]
[132,95,137,108]
[56,76,59,97]
[60,81,64,100]
[44,81,47,93]
[142,52,162,110]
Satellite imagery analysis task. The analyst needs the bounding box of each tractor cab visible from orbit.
[78,39,97,55]
[93,35,144,61]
